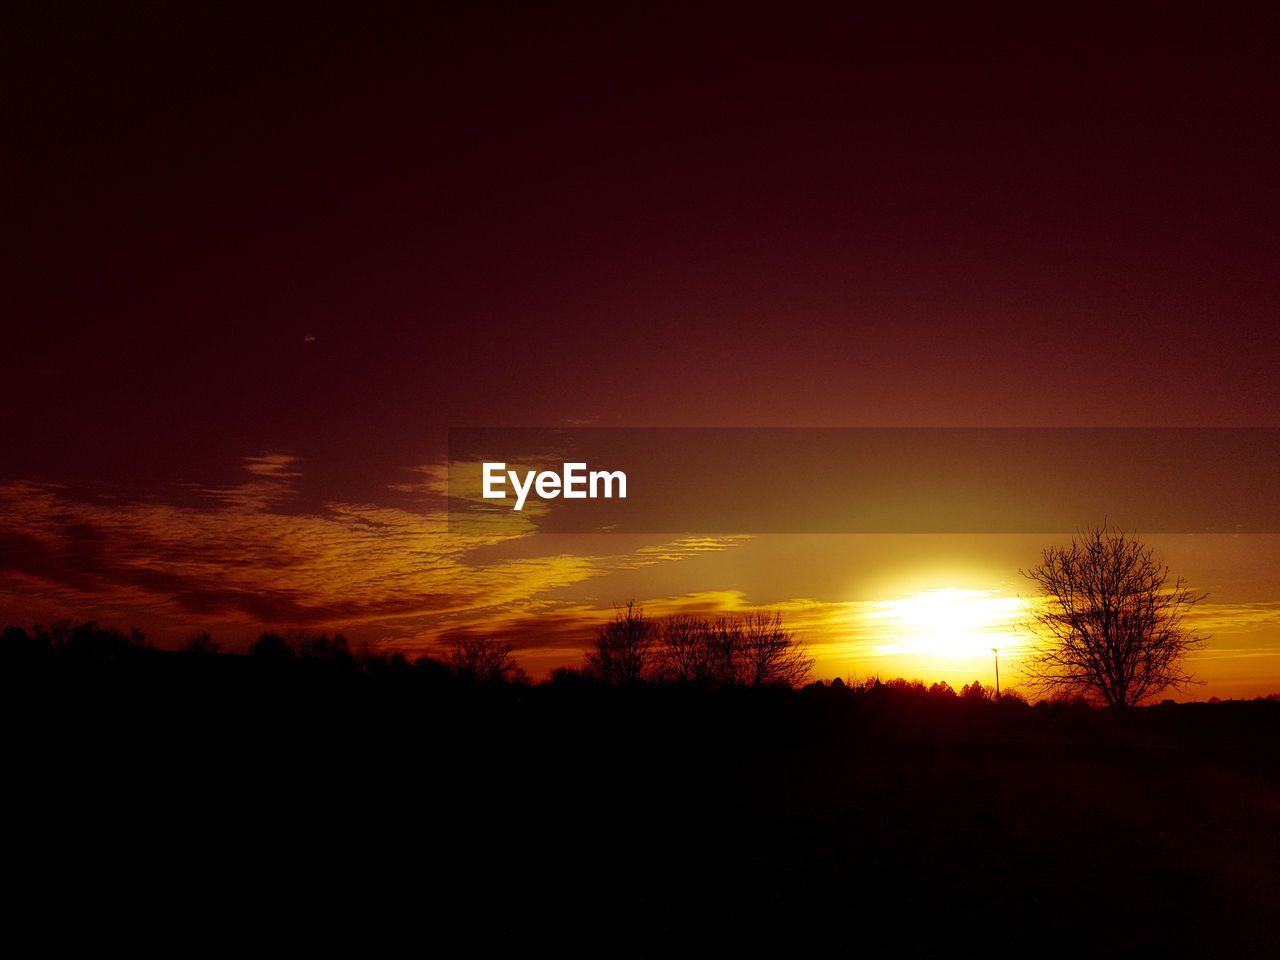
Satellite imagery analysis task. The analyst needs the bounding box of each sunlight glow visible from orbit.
[866,587,1029,658]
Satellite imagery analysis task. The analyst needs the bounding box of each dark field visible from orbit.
[9,652,1280,956]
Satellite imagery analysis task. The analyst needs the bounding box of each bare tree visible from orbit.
[447,636,518,685]
[672,610,813,688]
[1020,525,1207,709]
[704,614,747,687]
[586,602,656,685]
[655,614,711,684]
[737,609,814,688]
[286,629,351,662]
[588,605,813,688]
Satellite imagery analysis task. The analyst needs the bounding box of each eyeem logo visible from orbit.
[482,462,627,511]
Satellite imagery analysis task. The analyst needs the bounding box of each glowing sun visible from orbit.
[867,587,1027,658]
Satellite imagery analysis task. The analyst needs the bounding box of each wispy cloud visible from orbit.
[190,454,305,510]
[0,459,752,646]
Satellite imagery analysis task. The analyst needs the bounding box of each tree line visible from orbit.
[583,603,813,687]
[0,604,814,689]
[0,526,1244,708]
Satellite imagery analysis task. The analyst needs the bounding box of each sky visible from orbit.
[4,3,1280,698]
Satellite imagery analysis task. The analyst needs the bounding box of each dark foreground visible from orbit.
[8,653,1280,956]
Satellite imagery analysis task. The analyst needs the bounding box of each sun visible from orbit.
[867,587,1027,659]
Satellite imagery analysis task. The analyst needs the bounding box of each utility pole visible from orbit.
[991,647,1000,701]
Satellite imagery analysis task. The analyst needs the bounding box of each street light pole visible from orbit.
[991,647,1000,701]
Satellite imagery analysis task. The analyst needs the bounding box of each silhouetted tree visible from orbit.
[586,602,656,684]
[737,609,814,688]
[56,621,150,658]
[706,614,764,687]
[961,680,988,701]
[286,629,351,661]
[447,636,518,685]
[650,609,813,688]
[1021,525,1207,709]
[182,632,221,654]
[887,677,927,696]
[249,632,292,658]
[655,614,711,684]
[355,646,412,677]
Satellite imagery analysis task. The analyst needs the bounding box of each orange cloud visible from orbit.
[0,459,749,650]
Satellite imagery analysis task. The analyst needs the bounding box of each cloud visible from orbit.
[0,460,753,647]
[1185,601,1280,635]
[190,454,305,510]
[243,454,303,478]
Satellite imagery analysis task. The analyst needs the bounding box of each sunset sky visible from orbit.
[5,4,1280,698]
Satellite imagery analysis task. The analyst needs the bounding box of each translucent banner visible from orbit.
[447,428,1280,534]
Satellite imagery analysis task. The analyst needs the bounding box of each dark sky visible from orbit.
[8,3,1279,498]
